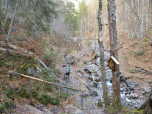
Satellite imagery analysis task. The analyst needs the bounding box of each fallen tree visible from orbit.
[0,43,63,84]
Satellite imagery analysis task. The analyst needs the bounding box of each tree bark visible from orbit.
[107,0,121,105]
[146,0,150,44]
[6,0,19,41]
[98,0,110,107]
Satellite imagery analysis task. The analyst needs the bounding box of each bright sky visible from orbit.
[70,0,91,9]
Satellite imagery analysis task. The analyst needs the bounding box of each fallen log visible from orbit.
[38,58,63,83]
[9,70,79,91]
[0,43,62,83]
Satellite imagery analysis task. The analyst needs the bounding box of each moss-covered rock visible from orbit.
[17,57,40,76]
[134,109,144,114]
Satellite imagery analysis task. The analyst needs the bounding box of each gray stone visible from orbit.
[64,104,84,114]
[126,79,131,85]
[130,93,139,99]
[96,57,100,66]
[92,81,98,88]
[134,83,139,86]
[98,82,102,85]
[83,74,89,79]
[90,90,98,96]
[128,85,135,90]
[126,97,131,103]
[144,89,149,94]
[96,70,101,77]
[84,64,99,73]
[27,66,42,78]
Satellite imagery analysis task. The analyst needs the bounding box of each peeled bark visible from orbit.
[107,0,121,105]
[98,0,110,107]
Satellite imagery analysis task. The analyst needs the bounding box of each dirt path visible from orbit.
[57,39,107,114]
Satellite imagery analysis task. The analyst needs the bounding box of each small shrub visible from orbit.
[144,59,148,62]
[129,51,134,55]
[50,46,54,51]
[128,70,136,73]
[143,38,148,42]
[53,68,61,75]
[0,102,5,111]
[145,44,149,47]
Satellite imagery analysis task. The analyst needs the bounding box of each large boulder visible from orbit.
[27,66,42,78]
[64,104,84,114]
[84,64,99,74]
[90,90,98,96]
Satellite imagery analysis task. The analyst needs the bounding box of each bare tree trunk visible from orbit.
[98,0,110,107]
[6,0,19,41]
[107,0,121,106]
[146,0,150,44]
[5,0,19,55]
[140,0,144,39]
[95,10,97,50]
[3,0,9,30]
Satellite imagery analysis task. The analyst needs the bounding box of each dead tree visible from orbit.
[98,0,110,107]
[107,0,121,105]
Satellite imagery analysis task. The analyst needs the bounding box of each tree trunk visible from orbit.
[6,0,19,41]
[98,0,110,107]
[95,10,97,51]
[146,0,150,44]
[0,19,3,34]
[107,0,121,106]
[3,0,9,29]
[140,0,144,39]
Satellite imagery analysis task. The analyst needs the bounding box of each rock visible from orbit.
[27,66,42,78]
[126,79,131,86]
[98,99,102,107]
[66,60,75,65]
[24,104,44,114]
[82,82,90,90]
[126,97,131,103]
[144,89,149,94]
[84,64,99,73]
[96,57,100,66]
[83,74,89,79]
[90,90,98,96]
[78,73,82,77]
[83,92,89,97]
[50,106,61,114]
[134,83,139,86]
[128,85,135,90]
[89,75,96,81]
[130,93,139,99]
[95,77,101,82]
[96,70,102,77]
[87,62,92,65]
[98,82,102,85]
[64,104,84,114]
[92,81,98,88]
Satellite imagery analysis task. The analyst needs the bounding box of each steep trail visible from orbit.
[56,37,108,114]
